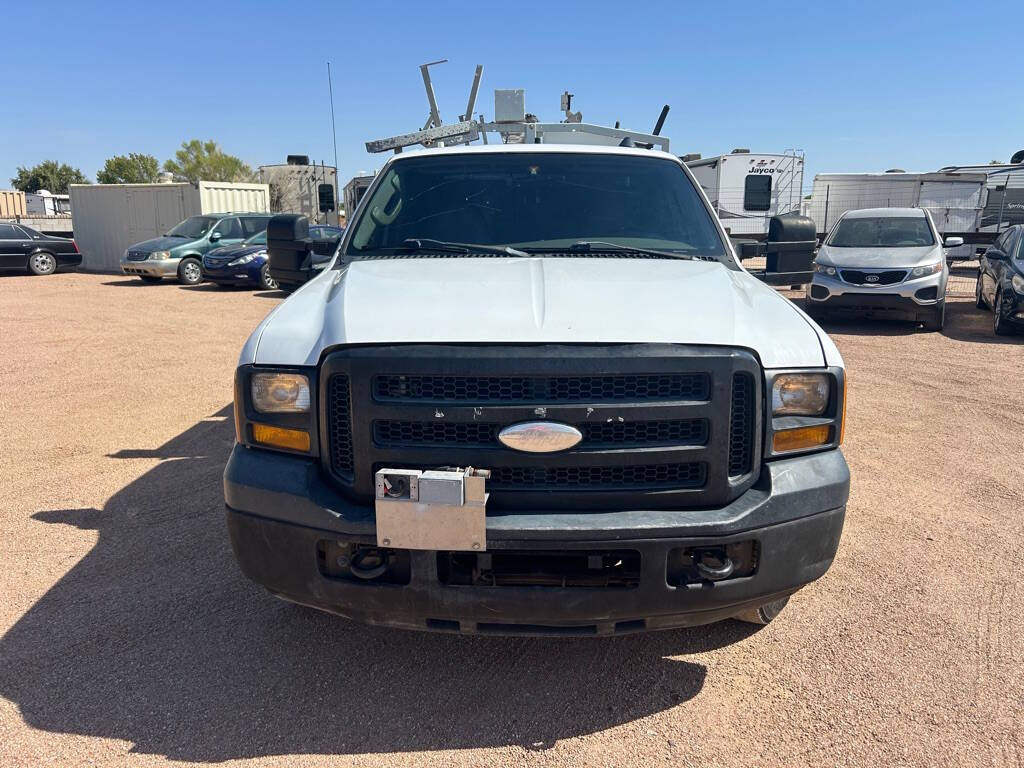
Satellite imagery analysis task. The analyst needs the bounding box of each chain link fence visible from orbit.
[714,170,1024,299]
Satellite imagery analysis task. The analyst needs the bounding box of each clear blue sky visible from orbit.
[4,0,1020,189]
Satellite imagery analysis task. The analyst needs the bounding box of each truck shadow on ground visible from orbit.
[0,406,756,762]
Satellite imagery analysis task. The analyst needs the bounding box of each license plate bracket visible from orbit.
[374,468,488,552]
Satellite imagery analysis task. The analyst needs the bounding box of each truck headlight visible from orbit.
[149,250,171,260]
[766,370,845,457]
[772,373,829,416]
[814,262,837,276]
[251,373,310,413]
[911,261,943,278]
[1012,274,1024,294]
[229,253,257,266]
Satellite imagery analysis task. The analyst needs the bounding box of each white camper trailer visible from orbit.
[938,163,1024,234]
[685,150,805,236]
[806,171,986,259]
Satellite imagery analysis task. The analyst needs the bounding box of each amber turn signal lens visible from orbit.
[772,424,832,454]
[251,423,311,453]
[839,375,847,445]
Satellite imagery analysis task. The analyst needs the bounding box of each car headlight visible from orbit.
[251,372,310,413]
[772,373,829,416]
[814,262,837,276]
[229,253,257,266]
[1012,274,1024,294]
[766,371,845,457]
[911,261,943,278]
[149,250,171,260]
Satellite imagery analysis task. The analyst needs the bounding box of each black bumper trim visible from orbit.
[223,444,849,634]
[227,504,845,635]
[808,292,939,321]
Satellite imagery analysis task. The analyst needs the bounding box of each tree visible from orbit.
[163,140,254,185]
[97,153,161,184]
[11,160,89,194]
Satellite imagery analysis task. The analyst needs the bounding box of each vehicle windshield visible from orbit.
[243,231,267,246]
[829,216,935,247]
[344,153,728,261]
[167,216,217,239]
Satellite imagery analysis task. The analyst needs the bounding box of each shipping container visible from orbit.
[69,181,269,272]
[0,190,27,218]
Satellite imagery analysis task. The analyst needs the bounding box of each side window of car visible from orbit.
[241,216,270,236]
[0,224,21,239]
[214,217,242,239]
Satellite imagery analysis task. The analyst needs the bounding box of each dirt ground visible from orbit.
[1,272,1021,768]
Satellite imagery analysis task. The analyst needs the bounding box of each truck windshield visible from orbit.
[345,153,728,261]
[829,216,935,247]
[167,216,217,239]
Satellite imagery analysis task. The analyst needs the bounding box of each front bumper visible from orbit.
[202,266,260,285]
[807,270,944,320]
[224,444,850,635]
[120,257,180,277]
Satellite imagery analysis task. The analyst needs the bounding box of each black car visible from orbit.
[976,224,1024,335]
[0,222,82,275]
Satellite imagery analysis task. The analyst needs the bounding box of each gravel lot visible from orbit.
[1,272,1021,768]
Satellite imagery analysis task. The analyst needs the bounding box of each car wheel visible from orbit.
[921,302,945,332]
[177,257,203,286]
[27,252,57,276]
[993,290,1015,336]
[975,273,986,309]
[259,264,277,290]
[733,596,790,625]
[140,275,162,283]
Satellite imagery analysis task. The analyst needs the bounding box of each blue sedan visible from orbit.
[202,226,345,289]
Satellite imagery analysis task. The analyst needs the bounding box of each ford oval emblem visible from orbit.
[498,421,583,453]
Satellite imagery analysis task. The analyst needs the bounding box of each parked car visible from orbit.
[805,207,962,332]
[0,222,81,275]
[203,225,344,290]
[120,213,272,285]
[225,144,850,635]
[975,224,1024,335]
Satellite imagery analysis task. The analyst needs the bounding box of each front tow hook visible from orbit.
[695,554,736,582]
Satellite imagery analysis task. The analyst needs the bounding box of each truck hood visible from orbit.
[818,244,941,269]
[131,235,194,252]
[251,257,827,368]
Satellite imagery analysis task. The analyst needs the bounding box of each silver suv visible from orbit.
[806,207,963,332]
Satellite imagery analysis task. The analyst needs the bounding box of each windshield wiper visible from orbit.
[565,241,694,260]
[401,238,529,257]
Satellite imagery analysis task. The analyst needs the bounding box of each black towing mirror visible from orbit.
[266,214,313,289]
[741,214,818,287]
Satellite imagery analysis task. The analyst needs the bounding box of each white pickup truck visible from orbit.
[224,144,850,635]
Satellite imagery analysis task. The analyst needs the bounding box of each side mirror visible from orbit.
[943,236,964,248]
[739,241,763,260]
[266,214,313,287]
[210,231,221,242]
[986,249,1005,261]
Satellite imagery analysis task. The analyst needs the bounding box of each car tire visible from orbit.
[27,251,57,276]
[177,257,203,286]
[259,264,277,291]
[993,290,1015,336]
[140,275,162,283]
[921,302,945,332]
[733,596,790,625]
[975,273,987,309]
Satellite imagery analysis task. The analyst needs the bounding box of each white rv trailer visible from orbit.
[806,171,986,259]
[938,163,1024,234]
[685,151,805,236]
